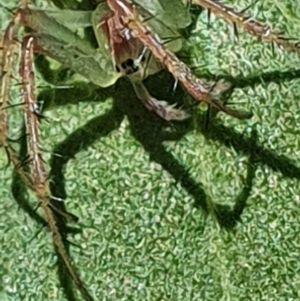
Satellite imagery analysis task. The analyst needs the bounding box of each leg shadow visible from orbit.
[117,78,255,228]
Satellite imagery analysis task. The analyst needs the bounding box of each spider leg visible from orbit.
[1,6,93,300]
[0,18,22,169]
[18,34,93,301]
[192,0,300,57]
[132,80,190,121]
[109,0,252,120]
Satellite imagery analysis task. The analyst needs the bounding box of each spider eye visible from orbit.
[121,62,127,69]
[141,55,146,62]
[115,65,121,72]
[126,58,134,66]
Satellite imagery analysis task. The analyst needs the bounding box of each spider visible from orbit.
[1,0,300,300]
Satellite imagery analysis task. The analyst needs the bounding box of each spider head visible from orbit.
[114,40,162,82]
[116,54,145,75]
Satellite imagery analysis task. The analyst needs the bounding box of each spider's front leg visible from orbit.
[0,18,21,169]
[107,0,253,120]
[93,1,191,121]
[0,8,94,301]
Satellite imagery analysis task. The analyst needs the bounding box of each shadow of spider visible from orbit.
[9,53,300,301]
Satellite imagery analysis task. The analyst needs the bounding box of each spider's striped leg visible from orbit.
[192,0,300,57]
[0,19,23,170]
[1,7,92,298]
[0,5,43,192]
[108,0,252,119]
[98,11,188,121]
[19,34,93,301]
